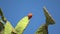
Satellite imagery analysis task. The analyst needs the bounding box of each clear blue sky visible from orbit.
[0,0,60,34]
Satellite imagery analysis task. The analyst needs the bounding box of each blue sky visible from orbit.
[0,0,60,34]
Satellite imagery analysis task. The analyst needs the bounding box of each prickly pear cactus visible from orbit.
[0,8,32,34]
[15,16,30,34]
[35,7,55,34]
[0,7,55,34]
[4,21,13,34]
